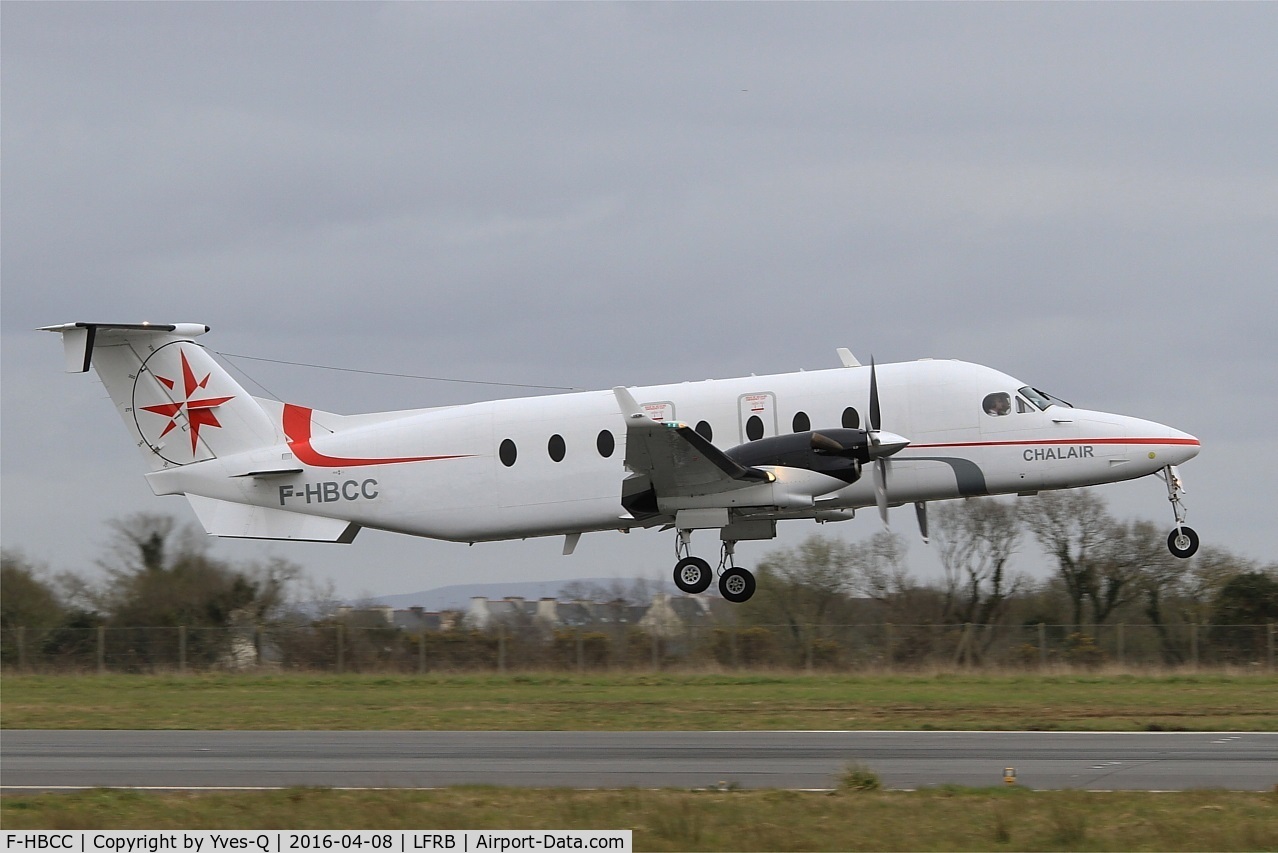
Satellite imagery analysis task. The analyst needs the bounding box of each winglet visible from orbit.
[836,348,861,368]
[613,386,648,421]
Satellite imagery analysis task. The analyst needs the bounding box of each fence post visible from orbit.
[1117,623,1124,668]
[16,626,26,672]
[498,625,506,674]
[884,622,894,672]
[730,627,739,669]
[1038,623,1047,668]
[1190,622,1199,670]
[575,629,584,674]
[179,625,187,674]
[651,631,660,671]
[336,624,345,674]
[98,625,106,675]
[1264,621,1275,673]
[418,630,427,675]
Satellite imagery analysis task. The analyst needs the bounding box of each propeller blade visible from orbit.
[869,356,881,433]
[915,501,929,543]
[874,458,889,525]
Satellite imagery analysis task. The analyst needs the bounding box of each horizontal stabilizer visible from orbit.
[185,495,360,542]
[39,322,210,373]
[230,467,305,478]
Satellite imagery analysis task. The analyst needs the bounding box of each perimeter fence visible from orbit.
[3,621,1275,674]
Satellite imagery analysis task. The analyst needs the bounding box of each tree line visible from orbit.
[739,491,1278,666]
[2,492,1276,671]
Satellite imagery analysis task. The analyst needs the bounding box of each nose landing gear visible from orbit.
[1158,465,1199,559]
[670,532,757,602]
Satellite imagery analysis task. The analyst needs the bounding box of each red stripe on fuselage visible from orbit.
[282,404,470,468]
[907,437,1200,450]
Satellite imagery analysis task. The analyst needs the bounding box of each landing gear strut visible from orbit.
[1158,465,1199,559]
[670,532,757,602]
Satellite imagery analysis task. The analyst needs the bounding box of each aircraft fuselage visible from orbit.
[144,357,1199,543]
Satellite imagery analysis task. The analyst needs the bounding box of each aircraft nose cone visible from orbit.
[1138,419,1200,466]
[1169,427,1201,464]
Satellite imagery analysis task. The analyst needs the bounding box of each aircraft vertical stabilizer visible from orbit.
[39,322,278,471]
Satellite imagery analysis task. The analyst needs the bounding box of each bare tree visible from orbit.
[1093,521,1180,659]
[100,513,201,576]
[932,498,1025,662]
[88,514,300,631]
[744,534,863,661]
[558,576,661,605]
[846,530,911,604]
[1081,518,1156,627]
[1020,490,1114,633]
[1176,546,1262,626]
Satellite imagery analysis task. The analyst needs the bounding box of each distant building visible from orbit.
[638,593,714,637]
[441,592,711,635]
[393,606,457,634]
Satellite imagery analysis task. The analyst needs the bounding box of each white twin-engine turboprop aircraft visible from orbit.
[42,322,1201,603]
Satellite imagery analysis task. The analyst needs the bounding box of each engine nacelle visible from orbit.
[724,429,868,484]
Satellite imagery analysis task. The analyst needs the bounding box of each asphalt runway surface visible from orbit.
[4,731,1276,792]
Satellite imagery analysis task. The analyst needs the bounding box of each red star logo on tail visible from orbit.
[140,350,235,456]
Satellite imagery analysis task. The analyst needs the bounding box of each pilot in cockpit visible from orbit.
[983,392,1012,416]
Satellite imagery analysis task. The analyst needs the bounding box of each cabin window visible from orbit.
[596,429,615,458]
[547,434,566,462]
[1017,396,1033,414]
[746,415,765,441]
[499,439,517,467]
[695,421,713,441]
[842,406,860,429]
[983,392,1012,417]
[792,411,811,433]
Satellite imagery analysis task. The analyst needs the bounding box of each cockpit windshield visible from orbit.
[1019,386,1073,411]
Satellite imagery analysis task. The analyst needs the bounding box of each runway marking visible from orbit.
[0,785,843,793]
[0,785,1193,794]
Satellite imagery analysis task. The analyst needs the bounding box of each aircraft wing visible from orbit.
[613,387,770,499]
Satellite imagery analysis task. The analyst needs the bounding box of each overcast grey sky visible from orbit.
[3,3,1275,600]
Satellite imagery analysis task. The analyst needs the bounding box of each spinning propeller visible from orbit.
[865,357,912,527]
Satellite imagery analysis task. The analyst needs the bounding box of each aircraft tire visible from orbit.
[718,566,756,603]
[673,557,713,594]
[1167,526,1200,559]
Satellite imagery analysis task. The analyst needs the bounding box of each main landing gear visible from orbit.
[672,534,757,603]
[1158,464,1199,559]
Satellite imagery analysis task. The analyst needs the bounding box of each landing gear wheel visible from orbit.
[718,566,757,603]
[1167,526,1200,559]
[673,557,713,594]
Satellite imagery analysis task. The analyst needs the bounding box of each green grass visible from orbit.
[3,787,1276,851]
[3,671,1276,731]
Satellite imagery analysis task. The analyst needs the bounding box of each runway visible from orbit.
[2,731,1275,792]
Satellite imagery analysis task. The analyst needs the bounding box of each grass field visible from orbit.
[2,786,1276,851]
[5,673,1276,849]
[3,671,1277,731]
